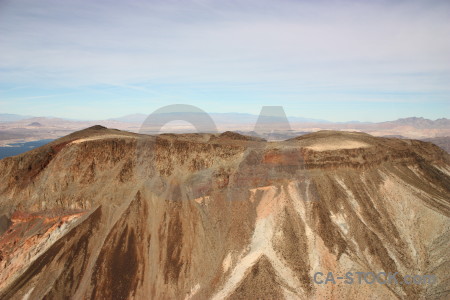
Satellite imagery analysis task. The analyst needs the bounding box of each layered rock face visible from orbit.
[0,127,449,299]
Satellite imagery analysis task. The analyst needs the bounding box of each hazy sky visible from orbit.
[0,0,449,122]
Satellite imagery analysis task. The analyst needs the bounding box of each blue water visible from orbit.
[0,139,54,159]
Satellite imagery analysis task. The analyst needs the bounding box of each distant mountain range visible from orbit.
[2,112,449,127]
[0,113,449,146]
[381,117,450,129]
[0,114,34,122]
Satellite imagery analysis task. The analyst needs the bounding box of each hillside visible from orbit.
[1,115,449,147]
[0,127,449,299]
[423,136,450,154]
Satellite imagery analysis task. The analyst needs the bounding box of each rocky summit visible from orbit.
[0,127,449,299]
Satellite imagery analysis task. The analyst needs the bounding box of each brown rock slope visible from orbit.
[0,127,449,299]
[423,136,450,154]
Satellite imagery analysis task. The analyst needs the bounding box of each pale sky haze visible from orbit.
[0,0,449,122]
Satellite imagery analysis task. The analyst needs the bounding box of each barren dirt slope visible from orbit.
[0,127,449,299]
